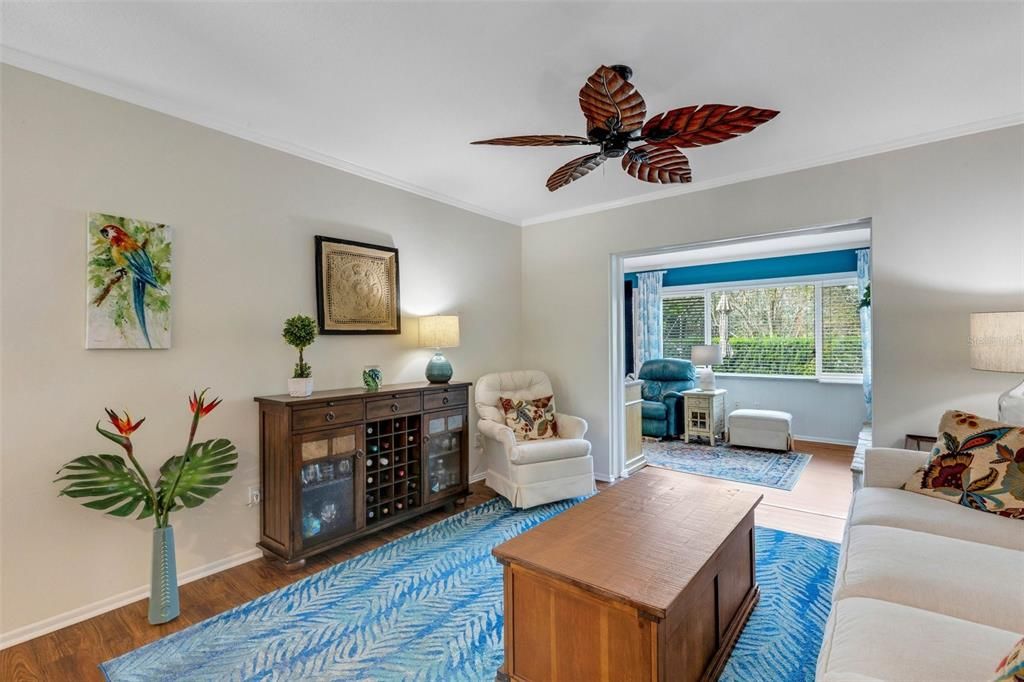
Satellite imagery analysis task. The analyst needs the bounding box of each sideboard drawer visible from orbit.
[365,394,422,419]
[292,400,363,431]
[423,387,468,412]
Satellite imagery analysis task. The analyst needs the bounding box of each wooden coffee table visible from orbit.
[493,467,762,682]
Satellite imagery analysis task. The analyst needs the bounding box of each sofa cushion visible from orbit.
[641,400,667,421]
[902,410,1024,518]
[834,525,1024,632]
[499,394,558,441]
[509,437,590,465]
[817,597,1021,682]
[850,487,1024,551]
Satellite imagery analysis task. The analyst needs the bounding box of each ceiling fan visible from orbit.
[472,64,779,192]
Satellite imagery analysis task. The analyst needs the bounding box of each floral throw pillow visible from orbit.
[498,395,558,441]
[902,410,1024,518]
[994,636,1024,682]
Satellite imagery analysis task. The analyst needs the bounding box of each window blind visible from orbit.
[662,295,705,362]
[710,285,815,376]
[821,284,864,375]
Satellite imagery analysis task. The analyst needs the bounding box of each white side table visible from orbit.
[682,388,727,446]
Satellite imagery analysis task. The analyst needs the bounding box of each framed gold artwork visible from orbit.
[314,236,400,334]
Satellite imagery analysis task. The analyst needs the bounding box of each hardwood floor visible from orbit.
[2,485,504,681]
[2,441,851,680]
[644,438,854,541]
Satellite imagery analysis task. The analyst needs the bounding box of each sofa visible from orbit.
[816,447,1024,681]
[637,358,696,438]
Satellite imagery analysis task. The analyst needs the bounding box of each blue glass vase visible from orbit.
[149,526,180,625]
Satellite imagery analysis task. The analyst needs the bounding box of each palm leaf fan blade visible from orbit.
[622,145,691,184]
[546,153,605,191]
[578,65,646,136]
[642,105,779,148]
[471,135,592,146]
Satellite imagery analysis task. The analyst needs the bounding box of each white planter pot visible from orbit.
[288,377,314,397]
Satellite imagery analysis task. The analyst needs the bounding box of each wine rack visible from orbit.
[364,414,422,525]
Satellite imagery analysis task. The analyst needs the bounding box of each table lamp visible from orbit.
[970,311,1024,424]
[419,315,460,384]
[691,344,724,391]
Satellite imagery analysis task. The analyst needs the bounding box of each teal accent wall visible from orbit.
[625,248,862,287]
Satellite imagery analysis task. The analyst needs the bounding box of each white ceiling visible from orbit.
[624,224,871,272]
[2,2,1022,226]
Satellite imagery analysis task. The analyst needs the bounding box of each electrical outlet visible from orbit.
[247,486,261,507]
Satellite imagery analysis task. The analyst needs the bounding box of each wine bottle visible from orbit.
[407,495,416,506]
[366,457,375,468]
[367,425,375,435]
[367,509,375,520]
[369,443,379,454]
[379,456,389,466]
[366,493,376,504]
[395,500,404,511]
[382,505,391,516]
[367,475,374,486]
[382,440,391,450]
[397,468,406,478]
[409,481,417,490]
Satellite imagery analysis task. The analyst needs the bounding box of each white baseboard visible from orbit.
[594,473,615,483]
[0,546,262,650]
[469,471,487,484]
[793,434,858,447]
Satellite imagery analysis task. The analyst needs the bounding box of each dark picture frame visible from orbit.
[314,236,401,335]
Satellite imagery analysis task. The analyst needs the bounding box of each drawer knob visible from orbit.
[327,401,336,407]
[390,403,399,413]
[442,397,450,405]
[325,411,336,422]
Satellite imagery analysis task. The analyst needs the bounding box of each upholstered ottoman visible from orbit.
[727,409,793,451]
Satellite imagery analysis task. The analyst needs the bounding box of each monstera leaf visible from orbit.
[158,438,238,510]
[55,454,155,519]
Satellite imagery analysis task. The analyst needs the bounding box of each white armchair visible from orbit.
[476,370,595,508]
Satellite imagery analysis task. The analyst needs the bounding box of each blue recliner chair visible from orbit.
[638,358,697,438]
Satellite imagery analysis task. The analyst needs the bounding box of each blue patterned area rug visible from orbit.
[101,499,837,682]
[645,440,812,490]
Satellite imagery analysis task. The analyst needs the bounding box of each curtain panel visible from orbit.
[856,249,872,421]
[635,270,667,372]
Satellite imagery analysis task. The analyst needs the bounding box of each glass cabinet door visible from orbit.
[424,410,465,503]
[296,426,365,549]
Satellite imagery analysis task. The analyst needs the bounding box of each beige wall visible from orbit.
[522,125,1024,479]
[0,66,522,637]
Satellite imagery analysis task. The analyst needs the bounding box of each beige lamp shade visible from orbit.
[970,312,1024,373]
[691,344,724,366]
[419,315,460,349]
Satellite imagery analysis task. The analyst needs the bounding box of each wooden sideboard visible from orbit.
[254,381,471,568]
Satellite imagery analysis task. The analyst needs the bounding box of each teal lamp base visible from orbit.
[425,351,453,384]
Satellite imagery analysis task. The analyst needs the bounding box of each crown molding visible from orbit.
[521,112,1024,226]
[4,46,1022,229]
[0,46,522,227]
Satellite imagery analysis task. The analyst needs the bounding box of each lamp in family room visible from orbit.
[691,344,725,391]
[419,315,460,384]
[970,312,1024,424]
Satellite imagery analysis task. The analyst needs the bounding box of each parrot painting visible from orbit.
[98,224,164,348]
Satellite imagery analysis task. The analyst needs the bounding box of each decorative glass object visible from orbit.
[362,365,383,391]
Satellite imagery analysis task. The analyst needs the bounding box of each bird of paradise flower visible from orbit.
[87,212,172,349]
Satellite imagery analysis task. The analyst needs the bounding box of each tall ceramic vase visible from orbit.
[149,526,180,625]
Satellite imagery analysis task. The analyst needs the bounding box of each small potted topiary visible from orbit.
[283,314,317,396]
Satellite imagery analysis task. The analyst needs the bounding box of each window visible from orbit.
[662,295,705,360]
[660,277,864,380]
[821,284,864,376]
[711,285,816,376]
